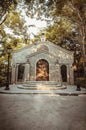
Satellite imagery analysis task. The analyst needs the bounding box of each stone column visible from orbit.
[57,64,62,85]
[49,64,55,81]
[69,65,74,85]
[67,65,70,84]
[24,62,30,81]
[55,64,61,85]
[30,65,35,81]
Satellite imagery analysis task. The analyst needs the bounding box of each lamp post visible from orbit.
[5,46,12,90]
[75,46,81,91]
[76,65,81,91]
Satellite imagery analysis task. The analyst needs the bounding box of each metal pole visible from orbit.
[76,62,81,91]
[5,52,10,90]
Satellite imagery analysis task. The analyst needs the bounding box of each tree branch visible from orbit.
[0,12,8,25]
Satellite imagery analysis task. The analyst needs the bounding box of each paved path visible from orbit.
[0,94,86,130]
[0,85,86,95]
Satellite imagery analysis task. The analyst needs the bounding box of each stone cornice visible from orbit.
[26,49,57,59]
[47,41,74,55]
[12,41,73,56]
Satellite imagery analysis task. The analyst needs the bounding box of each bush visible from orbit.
[0,75,6,87]
[76,77,86,88]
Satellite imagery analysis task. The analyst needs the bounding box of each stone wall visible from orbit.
[11,41,74,85]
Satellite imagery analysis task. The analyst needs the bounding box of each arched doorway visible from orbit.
[36,59,49,81]
[61,65,67,82]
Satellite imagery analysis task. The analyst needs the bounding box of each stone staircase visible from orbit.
[24,81,61,86]
[17,81,67,90]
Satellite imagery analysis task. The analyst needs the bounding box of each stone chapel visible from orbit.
[11,40,74,87]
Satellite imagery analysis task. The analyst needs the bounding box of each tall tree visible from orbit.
[52,0,86,74]
[31,0,86,74]
[0,0,18,25]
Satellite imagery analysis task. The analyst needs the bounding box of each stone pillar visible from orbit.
[69,65,74,85]
[11,65,16,84]
[49,60,59,81]
[24,62,30,81]
[58,64,62,84]
[55,64,61,85]
[49,61,61,85]
[67,64,74,85]
[67,65,70,84]
[30,65,35,81]
[49,64,55,81]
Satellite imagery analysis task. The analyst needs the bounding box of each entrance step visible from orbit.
[23,81,61,87]
[24,81,60,84]
[17,81,67,90]
[17,85,67,90]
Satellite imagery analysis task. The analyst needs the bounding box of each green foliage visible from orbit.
[45,17,73,44]
[0,0,18,25]
[76,77,86,88]
[0,9,30,49]
[0,62,7,86]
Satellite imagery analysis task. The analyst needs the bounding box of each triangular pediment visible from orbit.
[26,49,57,59]
[12,41,74,65]
[13,41,73,56]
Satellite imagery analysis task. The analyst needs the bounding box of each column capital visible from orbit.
[16,64,19,67]
[26,59,30,64]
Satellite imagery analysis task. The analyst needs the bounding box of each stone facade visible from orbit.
[12,41,74,86]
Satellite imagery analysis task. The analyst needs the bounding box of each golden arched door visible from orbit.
[36,59,49,81]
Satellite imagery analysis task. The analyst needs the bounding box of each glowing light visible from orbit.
[36,59,49,81]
